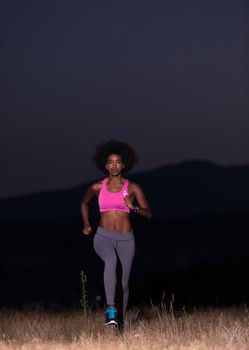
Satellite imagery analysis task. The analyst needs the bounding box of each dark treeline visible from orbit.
[1,211,248,310]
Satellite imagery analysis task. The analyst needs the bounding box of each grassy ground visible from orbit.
[0,305,249,349]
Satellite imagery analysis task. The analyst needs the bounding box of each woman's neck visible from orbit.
[108,175,124,184]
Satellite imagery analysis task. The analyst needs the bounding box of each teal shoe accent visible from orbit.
[104,306,118,326]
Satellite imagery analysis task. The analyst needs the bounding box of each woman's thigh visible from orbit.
[116,239,135,270]
[93,234,116,262]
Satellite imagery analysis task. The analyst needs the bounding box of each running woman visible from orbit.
[81,140,152,327]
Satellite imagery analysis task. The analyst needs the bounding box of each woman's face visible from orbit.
[105,153,124,176]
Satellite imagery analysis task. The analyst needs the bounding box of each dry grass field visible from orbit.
[0,304,249,350]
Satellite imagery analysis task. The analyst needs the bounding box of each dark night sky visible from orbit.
[1,0,248,199]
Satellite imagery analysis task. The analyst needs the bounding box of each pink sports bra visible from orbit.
[98,177,130,213]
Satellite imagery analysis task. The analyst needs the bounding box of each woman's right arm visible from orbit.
[80,183,99,235]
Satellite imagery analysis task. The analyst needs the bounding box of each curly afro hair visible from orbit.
[92,140,138,174]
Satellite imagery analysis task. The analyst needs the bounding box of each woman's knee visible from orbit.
[122,277,130,292]
[104,255,117,268]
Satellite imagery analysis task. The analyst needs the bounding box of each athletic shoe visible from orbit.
[104,306,118,326]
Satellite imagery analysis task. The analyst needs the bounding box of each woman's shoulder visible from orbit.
[127,179,141,191]
[92,178,106,192]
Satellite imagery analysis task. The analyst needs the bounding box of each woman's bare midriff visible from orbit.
[99,211,133,233]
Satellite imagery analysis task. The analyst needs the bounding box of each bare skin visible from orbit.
[81,153,152,235]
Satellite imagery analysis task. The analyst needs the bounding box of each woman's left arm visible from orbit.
[125,182,152,219]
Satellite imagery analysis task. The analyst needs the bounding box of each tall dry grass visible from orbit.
[0,304,249,350]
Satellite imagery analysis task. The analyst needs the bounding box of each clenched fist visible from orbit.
[82,225,92,235]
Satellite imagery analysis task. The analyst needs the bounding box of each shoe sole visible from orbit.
[105,320,118,326]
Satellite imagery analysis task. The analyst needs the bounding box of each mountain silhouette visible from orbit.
[0,160,249,220]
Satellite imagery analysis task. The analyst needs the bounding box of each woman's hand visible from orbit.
[82,225,92,235]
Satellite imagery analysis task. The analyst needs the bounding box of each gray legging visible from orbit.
[93,226,135,316]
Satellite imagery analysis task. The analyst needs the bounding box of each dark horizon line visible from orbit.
[1,158,249,201]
